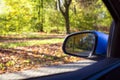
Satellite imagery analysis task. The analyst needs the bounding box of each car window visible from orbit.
[0,0,112,79]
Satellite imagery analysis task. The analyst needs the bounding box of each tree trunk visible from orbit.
[38,0,43,32]
[65,8,70,34]
[58,0,72,34]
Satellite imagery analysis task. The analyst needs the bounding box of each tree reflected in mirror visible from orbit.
[65,33,96,57]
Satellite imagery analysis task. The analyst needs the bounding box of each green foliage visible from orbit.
[70,0,112,32]
[0,0,112,35]
[0,38,64,48]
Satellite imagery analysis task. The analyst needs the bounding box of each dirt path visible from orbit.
[0,34,66,43]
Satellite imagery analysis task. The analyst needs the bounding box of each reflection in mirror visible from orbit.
[65,33,96,57]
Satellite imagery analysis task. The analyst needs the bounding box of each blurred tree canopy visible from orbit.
[0,0,112,35]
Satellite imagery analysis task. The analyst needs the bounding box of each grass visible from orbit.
[0,38,64,48]
[0,32,65,48]
[0,32,65,39]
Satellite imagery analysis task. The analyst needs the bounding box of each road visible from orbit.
[0,60,96,80]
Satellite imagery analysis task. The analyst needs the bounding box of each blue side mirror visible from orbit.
[94,31,108,55]
[62,31,108,58]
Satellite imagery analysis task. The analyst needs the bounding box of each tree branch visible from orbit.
[58,0,65,16]
[65,0,72,6]
[68,0,72,6]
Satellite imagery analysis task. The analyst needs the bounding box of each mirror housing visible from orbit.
[62,31,108,58]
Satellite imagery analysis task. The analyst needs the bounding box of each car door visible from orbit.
[27,0,120,80]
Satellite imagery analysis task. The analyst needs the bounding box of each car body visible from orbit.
[93,31,108,55]
[27,0,120,80]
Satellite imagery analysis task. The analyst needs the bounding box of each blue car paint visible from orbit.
[93,31,108,55]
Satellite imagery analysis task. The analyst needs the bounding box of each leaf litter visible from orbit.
[0,43,84,74]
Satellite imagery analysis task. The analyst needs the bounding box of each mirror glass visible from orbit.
[65,33,96,57]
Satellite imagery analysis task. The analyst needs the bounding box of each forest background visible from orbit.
[0,0,112,35]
